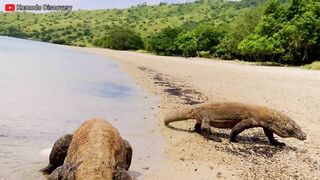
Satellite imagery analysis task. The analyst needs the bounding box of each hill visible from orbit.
[0,0,265,47]
[0,0,319,65]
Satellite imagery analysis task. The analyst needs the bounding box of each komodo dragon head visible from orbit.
[282,120,307,140]
[268,112,307,141]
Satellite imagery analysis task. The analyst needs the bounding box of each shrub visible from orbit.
[176,25,225,57]
[146,27,182,56]
[51,38,68,45]
[94,27,144,50]
[198,51,211,58]
[304,61,320,70]
[238,34,282,61]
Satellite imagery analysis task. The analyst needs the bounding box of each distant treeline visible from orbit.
[0,0,319,65]
[145,0,319,65]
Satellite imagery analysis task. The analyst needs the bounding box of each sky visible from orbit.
[0,0,194,11]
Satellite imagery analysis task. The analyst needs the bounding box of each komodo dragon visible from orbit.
[41,118,133,180]
[164,102,306,146]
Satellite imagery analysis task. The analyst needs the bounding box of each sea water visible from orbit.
[0,36,163,179]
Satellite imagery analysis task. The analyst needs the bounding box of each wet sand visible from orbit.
[75,47,320,179]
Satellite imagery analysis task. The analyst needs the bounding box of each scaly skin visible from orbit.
[41,119,133,180]
[164,102,306,146]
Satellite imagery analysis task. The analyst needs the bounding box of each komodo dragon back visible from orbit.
[63,119,128,179]
[45,118,133,180]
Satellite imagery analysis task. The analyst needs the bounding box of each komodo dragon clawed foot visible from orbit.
[194,122,202,133]
[114,168,134,180]
[202,133,222,142]
[270,141,286,147]
[229,137,239,143]
[263,127,286,147]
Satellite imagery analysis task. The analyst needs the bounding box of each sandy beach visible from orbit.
[75,47,320,179]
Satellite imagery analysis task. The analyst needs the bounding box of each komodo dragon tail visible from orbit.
[164,107,194,126]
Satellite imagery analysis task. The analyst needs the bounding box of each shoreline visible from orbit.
[74,47,320,179]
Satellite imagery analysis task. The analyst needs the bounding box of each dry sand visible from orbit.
[75,47,320,179]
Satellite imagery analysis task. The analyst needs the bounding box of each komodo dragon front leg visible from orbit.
[41,134,73,174]
[122,139,133,170]
[229,119,285,146]
[229,118,257,143]
[199,115,222,142]
[263,128,286,146]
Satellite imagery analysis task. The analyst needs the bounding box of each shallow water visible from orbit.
[0,37,163,179]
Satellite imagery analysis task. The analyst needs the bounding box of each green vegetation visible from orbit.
[146,27,183,56]
[304,61,320,70]
[0,0,319,65]
[175,25,225,57]
[236,0,320,65]
[93,27,144,50]
[145,24,225,56]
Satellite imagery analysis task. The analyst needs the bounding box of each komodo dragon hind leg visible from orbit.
[194,122,202,133]
[48,166,63,180]
[41,134,73,174]
[200,115,222,142]
[229,119,255,143]
[114,169,134,180]
[263,128,286,147]
[49,162,82,180]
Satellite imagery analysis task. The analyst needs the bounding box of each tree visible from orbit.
[252,0,320,64]
[238,34,282,61]
[95,27,144,50]
[146,27,182,56]
[215,7,263,59]
[176,24,225,57]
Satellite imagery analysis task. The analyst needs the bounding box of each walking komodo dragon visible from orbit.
[41,118,133,180]
[164,102,306,146]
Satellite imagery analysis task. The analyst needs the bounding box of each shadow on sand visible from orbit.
[166,124,298,158]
